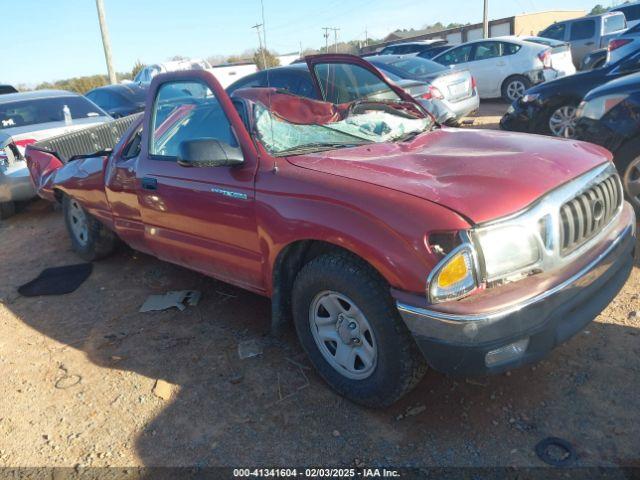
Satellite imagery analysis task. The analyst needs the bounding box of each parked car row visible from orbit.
[22,54,636,407]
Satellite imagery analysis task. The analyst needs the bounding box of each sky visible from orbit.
[2,0,617,86]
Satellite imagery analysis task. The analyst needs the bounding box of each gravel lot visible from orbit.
[1,102,639,471]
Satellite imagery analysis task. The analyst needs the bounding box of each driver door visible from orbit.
[136,72,264,292]
[304,54,419,105]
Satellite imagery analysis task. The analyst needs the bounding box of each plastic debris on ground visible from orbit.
[238,339,264,359]
[139,290,201,313]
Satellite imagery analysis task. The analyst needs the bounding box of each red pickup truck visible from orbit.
[26,55,636,407]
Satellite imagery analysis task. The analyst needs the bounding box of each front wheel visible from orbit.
[501,75,531,103]
[613,140,640,215]
[547,104,578,138]
[63,195,117,261]
[292,253,427,407]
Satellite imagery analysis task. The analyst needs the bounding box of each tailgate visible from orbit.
[430,69,473,103]
[33,114,140,163]
[25,114,140,201]
[25,148,64,202]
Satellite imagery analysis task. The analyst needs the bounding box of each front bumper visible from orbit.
[397,204,636,376]
[575,117,623,153]
[499,100,543,133]
[0,161,37,203]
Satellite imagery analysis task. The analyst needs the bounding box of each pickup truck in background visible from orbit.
[538,11,628,68]
[25,55,636,407]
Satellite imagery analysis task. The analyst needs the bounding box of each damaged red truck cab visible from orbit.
[26,55,636,407]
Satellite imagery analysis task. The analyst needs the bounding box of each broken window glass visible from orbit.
[254,101,430,155]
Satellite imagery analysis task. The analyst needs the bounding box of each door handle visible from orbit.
[141,177,157,190]
[585,41,595,46]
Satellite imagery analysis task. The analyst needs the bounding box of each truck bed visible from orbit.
[25,114,142,204]
[32,113,141,163]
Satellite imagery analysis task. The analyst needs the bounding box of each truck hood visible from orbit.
[286,128,611,224]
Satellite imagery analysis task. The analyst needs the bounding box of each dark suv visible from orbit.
[378,40,449,56]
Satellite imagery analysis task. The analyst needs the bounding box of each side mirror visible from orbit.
[177,139,244,168]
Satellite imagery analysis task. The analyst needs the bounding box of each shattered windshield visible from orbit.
[253,98,432,156]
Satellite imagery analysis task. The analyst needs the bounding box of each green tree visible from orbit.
[130,60,146,79]
[590,4,607,15]
[253,48,280,70]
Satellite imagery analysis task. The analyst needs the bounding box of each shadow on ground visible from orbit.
[1,201,639,469]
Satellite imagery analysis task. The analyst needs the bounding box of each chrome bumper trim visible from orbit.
[398,218,635,325]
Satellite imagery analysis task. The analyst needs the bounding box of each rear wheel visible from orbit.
[501,75,531,103]
[292,252,427,407]
[63,196,116,261]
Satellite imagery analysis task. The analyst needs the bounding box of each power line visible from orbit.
[322,27,340,53]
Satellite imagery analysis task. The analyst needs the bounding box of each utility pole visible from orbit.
[483,0,489,39]
[322,27,331,53]
[322,27,340,53]
[95,0,117,84]
[252,23,268,69]
[365,26,368,47]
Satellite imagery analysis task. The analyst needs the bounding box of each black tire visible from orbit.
[501,75,531,103]
[0,201,16,219]
[292,252,427,408]
[62,195,117,261]
[612,137,640,215]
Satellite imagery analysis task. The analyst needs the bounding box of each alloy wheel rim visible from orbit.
[623,156,640,210]
[549,105,577,138]
[68,200,89,246]
[507,80,526,101]
[308,291,377,380]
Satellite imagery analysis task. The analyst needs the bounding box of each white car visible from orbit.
[517,36,577,80]
[134,58,212,84]
[432,37,573,102]
[0,90,111,217]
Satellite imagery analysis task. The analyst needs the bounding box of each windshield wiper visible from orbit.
[274,142,368,156]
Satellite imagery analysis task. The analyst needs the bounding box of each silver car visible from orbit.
[367,55,479,125]
[0,90,111,218]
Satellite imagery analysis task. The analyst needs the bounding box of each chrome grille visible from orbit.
[559,175,621,255]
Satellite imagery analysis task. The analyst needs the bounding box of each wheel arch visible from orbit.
[270,239,396,336]
[501,74,530,95]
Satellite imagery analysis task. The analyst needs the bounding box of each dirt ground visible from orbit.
[1,103,639,471]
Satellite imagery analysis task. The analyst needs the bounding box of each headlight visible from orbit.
[428,244,478,303]
[577,94,628,120]
[521,93,541,103]
[474,225,540,282]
